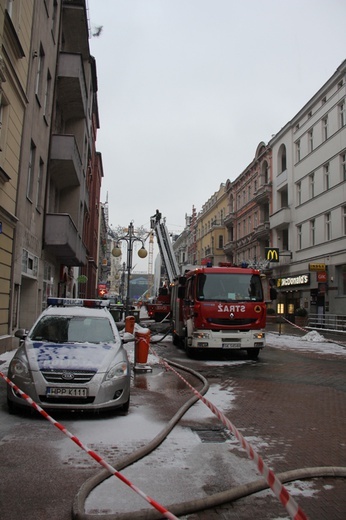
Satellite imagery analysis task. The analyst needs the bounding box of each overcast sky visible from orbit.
[87,0,346,236]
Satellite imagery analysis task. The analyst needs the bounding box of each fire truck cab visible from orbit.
[172,265,266,359]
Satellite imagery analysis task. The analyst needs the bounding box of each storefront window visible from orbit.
[338,265,346,296]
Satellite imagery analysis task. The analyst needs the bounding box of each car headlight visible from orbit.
[10,358,30,379]
[106,361,128,380]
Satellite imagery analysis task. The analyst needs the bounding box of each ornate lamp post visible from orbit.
[111,222,147,316]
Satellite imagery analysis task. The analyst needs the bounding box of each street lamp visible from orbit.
[111,222,147,316]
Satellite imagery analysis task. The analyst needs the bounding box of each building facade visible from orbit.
[195,183,228,266]
[0,0,34,345]
[224,142,272,268]
[0,0,102,349]
[269,59,346,318]
[173,60,346,319]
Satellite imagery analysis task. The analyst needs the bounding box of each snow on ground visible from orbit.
[266,330,346,356]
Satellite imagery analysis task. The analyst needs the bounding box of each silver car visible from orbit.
[7,298,131,414]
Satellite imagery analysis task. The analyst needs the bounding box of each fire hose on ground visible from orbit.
[72,338,346,520]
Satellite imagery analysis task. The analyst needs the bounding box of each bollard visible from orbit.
[125,315,135,334]
[134,328,152,372]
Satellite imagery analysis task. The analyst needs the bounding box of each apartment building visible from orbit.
[195,183,228,266]
[224,142,272,268]
[175,61,346,318]
[0,0,34,346]
[0,0,102,347]
[269,59,346,317]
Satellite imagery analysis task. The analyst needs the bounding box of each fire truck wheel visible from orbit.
[172,332,179,346]
[247,348,260,360]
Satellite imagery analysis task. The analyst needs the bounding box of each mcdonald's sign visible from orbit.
[265,247,280,262]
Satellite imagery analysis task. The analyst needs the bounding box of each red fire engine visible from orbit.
[148,211,266,358]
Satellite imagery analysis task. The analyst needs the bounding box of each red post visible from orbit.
[125,315,135,334]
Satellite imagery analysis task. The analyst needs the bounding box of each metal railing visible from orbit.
[307,313,346,333]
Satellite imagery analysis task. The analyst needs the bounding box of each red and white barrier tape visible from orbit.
[151,349,308,520]
[281,316,309,334]
[0,371,178,520]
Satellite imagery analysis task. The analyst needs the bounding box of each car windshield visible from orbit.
[30,316,116,344]
[197,273,263,302]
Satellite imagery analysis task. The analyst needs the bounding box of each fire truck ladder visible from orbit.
[151,213,180,284]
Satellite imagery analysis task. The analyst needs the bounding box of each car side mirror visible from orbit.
[15,328,28,339]
[121,332,135,344]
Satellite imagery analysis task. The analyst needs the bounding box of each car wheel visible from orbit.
[121,396,130,413]
[7,398,18,415]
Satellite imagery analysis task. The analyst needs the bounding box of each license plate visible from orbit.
[46,387,88,398]
[222,343,240,349]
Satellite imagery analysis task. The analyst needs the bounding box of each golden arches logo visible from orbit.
[265,248,279,262]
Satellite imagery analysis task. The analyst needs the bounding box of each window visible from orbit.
[280,186,288,208]
[22,249,39,278]
[341,153,346,182]
[308,128,313,153]
[52,0,59,41]
[322,116,328,141]
[297,225,302,250]
[35,45,45,101]
[0,94,9,152]
[325,212,331,241]
[295,140,301,162]
[337,264,346,296]
[340,100,346,128]
[27,142,36,200]
[296,182,302,205]
[309,172,315,198]
[310,219,315,246]
[36,158,44,210]
[218,235,224,249]
[43,70,52,121]
[343,206,346,236]
[6,0,13,17]
[324,163,330,190]
[278,144,287,173]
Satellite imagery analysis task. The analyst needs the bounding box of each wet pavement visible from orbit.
[79,324,346,520]
[1,321,346,520]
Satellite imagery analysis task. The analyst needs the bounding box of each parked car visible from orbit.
[7,298,131,414]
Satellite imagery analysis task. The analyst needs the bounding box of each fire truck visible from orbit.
[171,265,266,359]
[146,212,180,322]
[149,212,266,358]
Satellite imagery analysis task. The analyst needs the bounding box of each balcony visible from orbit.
[223,212,235,227]
[44,213,86,266]
[62,1,89,60]
[49,135,82,189]
[253,221,270,240]
[57,53,87,120]
[223,241,235,255]
[211,219,223,228]
[253,183,271,204]
[270,207,291,230]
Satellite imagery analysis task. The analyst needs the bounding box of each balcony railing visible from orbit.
[57,52,87,119]
[224,212,235,227]
[49,134,82,189]
[44,213,86,266]
[270,207,291,230]
[253,221,270,240]
[253,183,271,203]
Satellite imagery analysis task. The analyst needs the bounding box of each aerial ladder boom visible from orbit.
[150,211,180,284]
